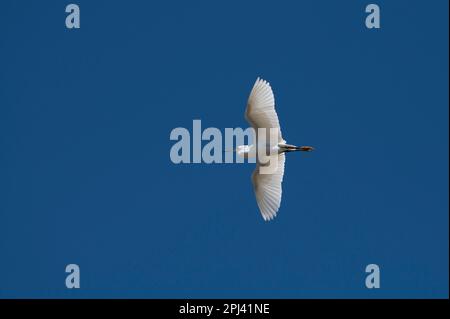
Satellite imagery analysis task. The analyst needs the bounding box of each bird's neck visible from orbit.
[237,144,256,158]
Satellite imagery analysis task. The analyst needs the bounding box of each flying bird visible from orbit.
[238,78,314,221]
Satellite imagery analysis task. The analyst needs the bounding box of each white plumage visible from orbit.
[242,78,314,221]
[245,78,284,144]
[251,153,285,221]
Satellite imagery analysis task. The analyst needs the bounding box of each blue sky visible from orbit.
[0,0,448,298]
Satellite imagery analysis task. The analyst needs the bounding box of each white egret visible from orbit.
[239,78,314,221]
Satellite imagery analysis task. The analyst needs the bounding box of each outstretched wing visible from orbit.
[251,154,286,221]
[245,78,284,143]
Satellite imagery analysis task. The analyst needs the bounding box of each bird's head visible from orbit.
[224,145,248,152]
[223,145,254,158]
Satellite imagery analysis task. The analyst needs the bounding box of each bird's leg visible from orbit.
[279,144,314,152]
[297,146,314,152]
